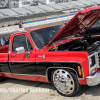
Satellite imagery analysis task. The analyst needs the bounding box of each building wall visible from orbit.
[46,0,55,4]
[45,0,76,4]
[0,0,38,9]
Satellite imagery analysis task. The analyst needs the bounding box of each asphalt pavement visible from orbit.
[0,78,100,100]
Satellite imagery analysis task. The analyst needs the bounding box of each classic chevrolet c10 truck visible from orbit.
[1,6,100,97]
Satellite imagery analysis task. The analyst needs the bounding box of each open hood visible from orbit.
[45,6,100,48]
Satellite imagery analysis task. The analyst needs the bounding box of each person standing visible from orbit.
[1,37,5,46]
[19,21,23,28]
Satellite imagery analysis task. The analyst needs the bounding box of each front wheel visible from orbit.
[52,69,81,97]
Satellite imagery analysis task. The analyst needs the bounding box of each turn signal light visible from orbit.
[55,24,59,25]
[40,25,50,28]
[27,29,31,31]
[78,66,82,76]
[40,26,44,28]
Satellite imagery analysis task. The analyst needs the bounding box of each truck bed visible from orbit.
[0,45,9,53]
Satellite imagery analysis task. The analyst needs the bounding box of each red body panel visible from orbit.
[0,73,48,83]
[0,45,9,53]
[0,73,14,78]
[0,53,8,61]
[13,74,48,83]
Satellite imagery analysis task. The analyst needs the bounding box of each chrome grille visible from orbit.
[90,55,96,67]
[98,52,100,66]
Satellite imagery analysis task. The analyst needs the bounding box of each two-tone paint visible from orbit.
[1,6,100,86]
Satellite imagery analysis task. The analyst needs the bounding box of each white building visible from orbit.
[46,0,55,4]
[45,0,73,4]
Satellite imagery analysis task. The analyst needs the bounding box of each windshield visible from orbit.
[30,25,63,49]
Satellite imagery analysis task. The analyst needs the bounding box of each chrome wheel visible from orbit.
[53,69,75,95]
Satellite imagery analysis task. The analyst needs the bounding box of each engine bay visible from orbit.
[58,37,100,51]
[49,20,100,55]
[49,36,100,55]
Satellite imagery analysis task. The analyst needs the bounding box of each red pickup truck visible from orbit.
[1,6,100,97]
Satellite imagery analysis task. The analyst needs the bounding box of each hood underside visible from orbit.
[45,6,100,47]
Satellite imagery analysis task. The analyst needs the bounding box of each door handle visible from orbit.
[10,54,16,57]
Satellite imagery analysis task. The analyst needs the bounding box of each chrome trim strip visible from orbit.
[0,72,46,77]
[0,72,12,74]
[11,73,46,77]
[9,61,35,63]
[9,61,83,63]
[36,61,84,64]
[0,61,8,62]
[96,53,99,68]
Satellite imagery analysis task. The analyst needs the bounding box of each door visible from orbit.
[9,33,39,81]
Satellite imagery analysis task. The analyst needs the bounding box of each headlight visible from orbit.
[89,55,96,67]
[88,55,97,75]
[89,58,92,66]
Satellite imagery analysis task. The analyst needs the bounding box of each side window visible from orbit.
[12,34,33,52]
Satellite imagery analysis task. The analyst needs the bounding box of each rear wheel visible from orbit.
[0,77,5,82]
[52,69,81,97]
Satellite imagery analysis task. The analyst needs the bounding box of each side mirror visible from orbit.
[26,52,30,58]
[15,47,25,54]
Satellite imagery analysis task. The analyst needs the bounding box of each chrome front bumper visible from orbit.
[87,71,100,86]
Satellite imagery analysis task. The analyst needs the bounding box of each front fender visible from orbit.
[36,51,90,85]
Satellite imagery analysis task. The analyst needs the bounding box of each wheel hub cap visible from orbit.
[53,69,75,95]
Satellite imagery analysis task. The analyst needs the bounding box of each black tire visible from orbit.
[0,76,5,82]
[51,69,81,97]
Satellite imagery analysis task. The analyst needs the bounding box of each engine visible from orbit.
[50,35,100,55]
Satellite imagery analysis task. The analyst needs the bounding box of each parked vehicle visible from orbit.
[1,6,100,97]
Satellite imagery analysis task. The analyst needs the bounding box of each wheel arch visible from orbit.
[46,67,79,83]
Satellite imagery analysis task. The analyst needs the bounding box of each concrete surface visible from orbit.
[0,78,100,100]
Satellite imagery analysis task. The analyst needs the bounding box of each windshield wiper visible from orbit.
[44,41,50,45]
